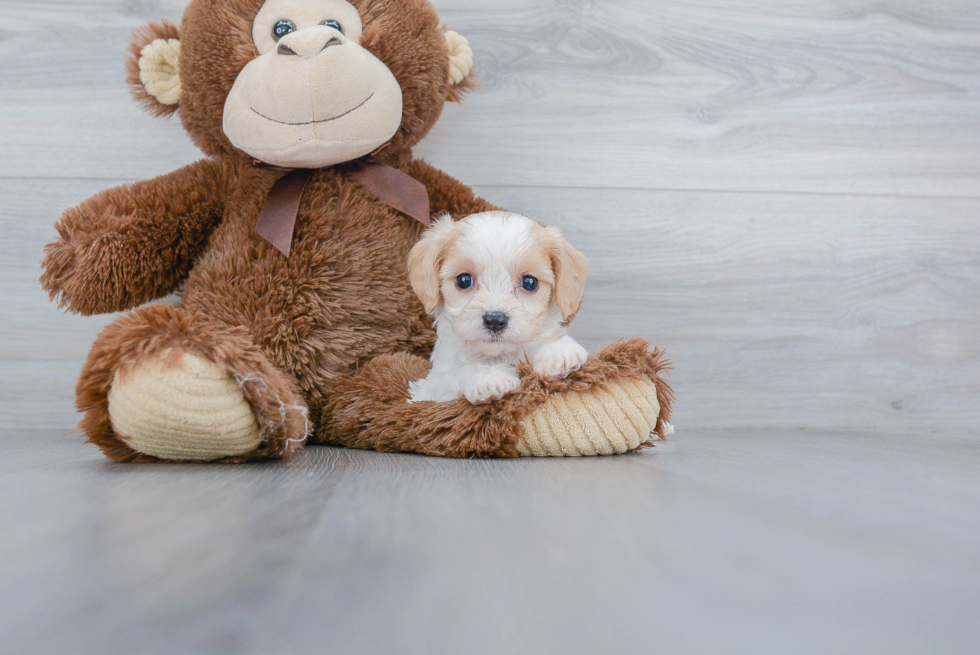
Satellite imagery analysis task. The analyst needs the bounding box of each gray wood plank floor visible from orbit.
[2,429,979,654]
[1,0,978,652]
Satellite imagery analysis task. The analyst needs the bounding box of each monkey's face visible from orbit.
[222,0,403,168]
[129,0,473,163]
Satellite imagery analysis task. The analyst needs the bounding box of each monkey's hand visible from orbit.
[41,160,227,315]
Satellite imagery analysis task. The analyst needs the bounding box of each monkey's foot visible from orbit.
[107,350,262,461]
[517,377,662,456]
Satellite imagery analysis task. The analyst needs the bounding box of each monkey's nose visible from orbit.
[483,312,509,335]
[277,28,344,59]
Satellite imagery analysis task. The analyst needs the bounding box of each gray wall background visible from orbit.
[1,0,978,435]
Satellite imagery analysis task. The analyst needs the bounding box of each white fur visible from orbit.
[409,212,589,404]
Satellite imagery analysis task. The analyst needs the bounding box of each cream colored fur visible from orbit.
[223,17,403,168]
[445,31,473,85]
[139,38,181,106]
[107,351,262,461]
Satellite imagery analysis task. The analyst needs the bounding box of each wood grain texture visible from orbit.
[1,429,978,654]
[1,1,979,195]
[2,1,980,651]
[5,179,978,433]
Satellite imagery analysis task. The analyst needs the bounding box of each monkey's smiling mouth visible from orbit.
[250,93,375,126]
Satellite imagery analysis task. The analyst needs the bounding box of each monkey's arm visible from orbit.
[41,159,229,316]
[408,159,501,219]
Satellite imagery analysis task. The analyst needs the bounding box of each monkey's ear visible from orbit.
[444,29,478,103]
[126,20,182,117]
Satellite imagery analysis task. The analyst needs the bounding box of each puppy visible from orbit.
[407,211,590,404]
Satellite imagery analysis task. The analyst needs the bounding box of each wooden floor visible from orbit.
[2,429,979,654]
[1,0,979,652]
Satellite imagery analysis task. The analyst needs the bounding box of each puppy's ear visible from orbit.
[408,216,457,314]
[544,227,589,321]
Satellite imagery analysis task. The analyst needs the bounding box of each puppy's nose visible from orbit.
[277,27,345,59]
[483,312,509,334]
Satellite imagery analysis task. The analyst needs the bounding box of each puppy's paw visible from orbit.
[532,340,589,380]
[462,367,521,404]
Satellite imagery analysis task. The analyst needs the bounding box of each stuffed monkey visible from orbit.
[42,0,672,462]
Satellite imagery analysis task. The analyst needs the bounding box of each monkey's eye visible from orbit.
[320,19,343,33]
[521,276,539,292]
[273,19,297,41]
[456,273,474,290]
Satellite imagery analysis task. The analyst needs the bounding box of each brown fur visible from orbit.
[41,0,668,462]
[41,159,230,314]
[321,339,674,458]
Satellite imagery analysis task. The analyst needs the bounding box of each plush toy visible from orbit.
[41,0,673,462]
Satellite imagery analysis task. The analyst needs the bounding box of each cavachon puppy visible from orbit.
[407,212,590,404]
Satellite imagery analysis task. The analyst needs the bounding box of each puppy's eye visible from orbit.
[521,275,539,292]
[455,273,474,290]
[273,19,297,41]
[320,19,343,33]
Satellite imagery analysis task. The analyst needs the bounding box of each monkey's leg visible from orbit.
[316,342,674,459]
[314,352,523,458]
[78,304,309,462]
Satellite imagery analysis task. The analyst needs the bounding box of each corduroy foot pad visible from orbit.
[78,304,310,463]
[108,350,263,461]
[324,338,674,458]
[517,377,661,456]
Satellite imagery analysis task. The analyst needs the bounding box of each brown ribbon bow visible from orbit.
[255,160,432,257]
